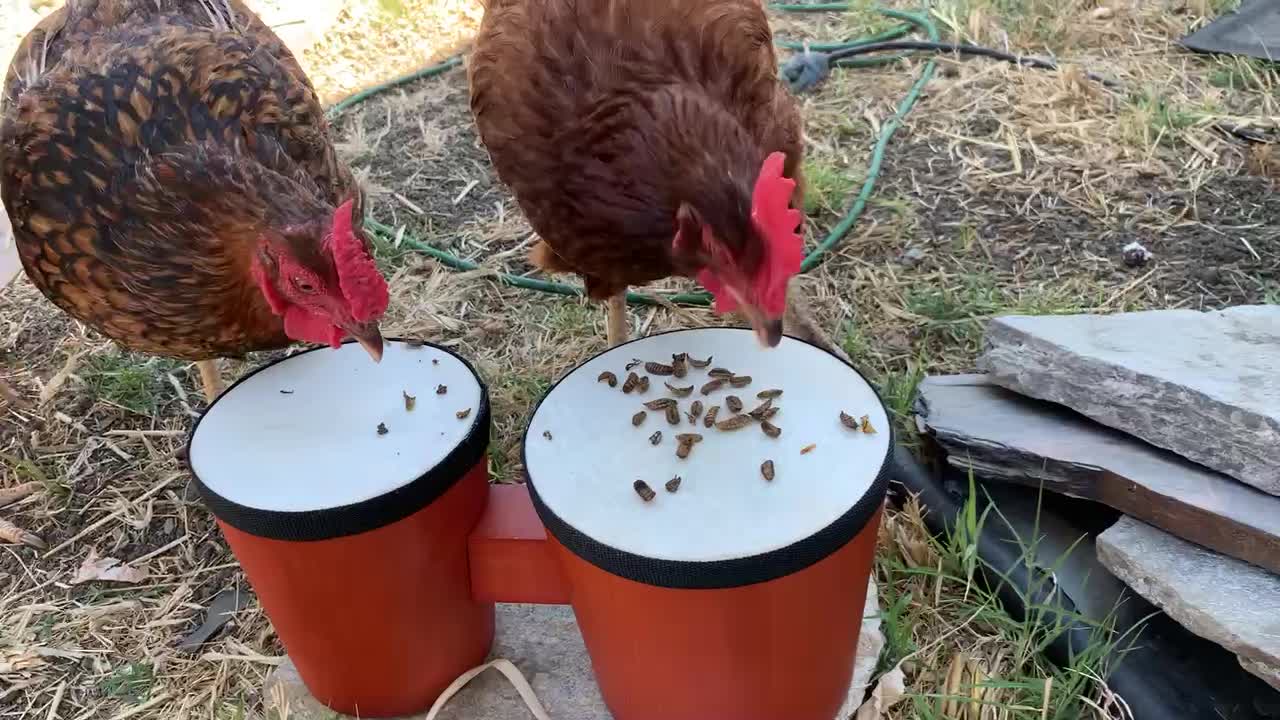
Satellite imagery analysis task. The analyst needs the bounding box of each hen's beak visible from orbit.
[755,318,783,348]
[345,322,385,362]
[741,303,783,348]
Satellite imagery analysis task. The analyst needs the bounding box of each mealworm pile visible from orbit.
[593,350,877,504]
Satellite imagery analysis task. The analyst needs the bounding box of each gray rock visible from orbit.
[914,374,1280,574]
[978,305,1280,495]
[264,593,886,719]
[1096,517,1280,691]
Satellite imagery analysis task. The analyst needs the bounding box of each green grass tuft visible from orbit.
[873,472,1136,719]
[544,301,596,335]
[1208,57,1278,93]
[1120,91,1209,150]
[802,157,858,216]
[82,353,181,415]
[100,662,154,704]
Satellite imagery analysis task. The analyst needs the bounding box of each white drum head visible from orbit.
[188,339,489,540]
[523,328,891,588]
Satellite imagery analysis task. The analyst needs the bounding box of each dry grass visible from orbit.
[2,0,1277,718]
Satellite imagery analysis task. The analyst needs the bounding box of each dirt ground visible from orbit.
[1,0,1277,718]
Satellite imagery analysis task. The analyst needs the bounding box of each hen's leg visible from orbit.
[784,289,854,365]
[197,360,224,402]
[0,517,45,549]
[606,292,629,347]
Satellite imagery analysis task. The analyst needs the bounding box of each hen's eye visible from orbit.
[292,278,317,294]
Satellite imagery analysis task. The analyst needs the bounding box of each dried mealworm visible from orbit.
[747,399,774,421]
[632,411,647,426]
[761,460,775,482]
[403,391,416,411]
[840,411,859,430]
[726,395,743,413]
[675,433,704,444]
[689,400,704,420]
[729,375,752,388]
[860,415,877,434]
[645,361,675,376]
[644,398,676,410]
[709,368,733,379]
[377,422,389,436]
[633,480,656,502]
[665,383,694,398]
[456,408,472,420]
[623,372,641,394]
[760,420,782,438]
[665,476,682,493]
[649,431,663,445]
[688,355,712,369]
[716,414,753,431]
[436,384,448,395]
[700,379,726,395]
[665,404,680,425]
[675,441,692,459]
[637,376,650,393]
[672,355,688,378]
[598,371,618,387]
[757,389,783,400]
[801,444,816,455]
[704,405,720,428]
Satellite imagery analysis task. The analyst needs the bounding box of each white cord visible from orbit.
[423,658,553,720]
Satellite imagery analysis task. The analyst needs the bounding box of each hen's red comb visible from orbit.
[751,151,803,315]
[330,199,389,323]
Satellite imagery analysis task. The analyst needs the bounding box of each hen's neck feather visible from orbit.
[114,144,329,324]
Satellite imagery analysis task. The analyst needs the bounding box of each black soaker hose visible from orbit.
[887,444,1280,720]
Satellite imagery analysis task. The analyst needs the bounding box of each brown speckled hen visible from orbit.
[1,0,389,402]
[469,0,806,348]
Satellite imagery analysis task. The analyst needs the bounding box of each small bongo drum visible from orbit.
[187,339,493,718]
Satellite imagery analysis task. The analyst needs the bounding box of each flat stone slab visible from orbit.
[914,374,1280,575]
[1096,517,1280,691]
[265,588,883,719]
[977,305,1280,495]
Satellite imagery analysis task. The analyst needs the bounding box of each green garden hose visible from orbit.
[329,6,941,307]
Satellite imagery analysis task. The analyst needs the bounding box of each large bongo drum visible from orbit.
[521,327,893,720]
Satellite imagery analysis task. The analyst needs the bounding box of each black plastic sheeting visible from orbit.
[887,443,1280,720]
[1181,0,1280,62]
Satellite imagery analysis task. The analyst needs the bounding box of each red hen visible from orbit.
[468,0,806,347]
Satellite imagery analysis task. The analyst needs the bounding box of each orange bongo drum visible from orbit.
[521,327,892,720]
[187,340,494,718]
